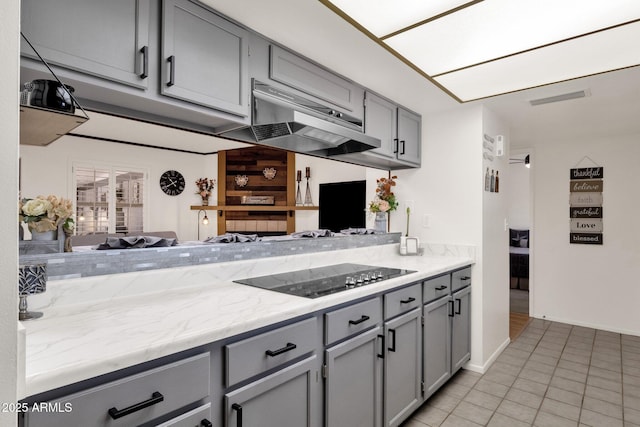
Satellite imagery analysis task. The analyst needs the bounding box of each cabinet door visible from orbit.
[384,308,421,427]
[423,296,451,399]
[162,0,249,117]
[225,356,319,427]
[270,45,363,117]
[325,326,383,427]
[21,0,150,89]
[365,92,397,159]
[451,286,471,374]
[397,108,421,166]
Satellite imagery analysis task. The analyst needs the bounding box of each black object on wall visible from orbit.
[319,180,366,232]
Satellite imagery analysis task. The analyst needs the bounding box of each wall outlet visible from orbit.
[422,214,431,228]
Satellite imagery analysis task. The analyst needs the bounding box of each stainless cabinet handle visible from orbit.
[265,342,297,357]
[108,391,164,419]
[167,55,175,87]
[140,46,148,79]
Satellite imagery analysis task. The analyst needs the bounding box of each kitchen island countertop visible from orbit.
[20,242,474,398]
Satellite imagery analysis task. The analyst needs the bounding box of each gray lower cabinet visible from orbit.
[23,352,211,427]
[162,0,249,116]
[451,285,472,374]
[21,0,151,89]
[325,326,384,427]
[423,295,452,399]
[383,308,422,427]
[224,356,319,427]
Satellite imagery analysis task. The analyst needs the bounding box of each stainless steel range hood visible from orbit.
[218,80,380,156]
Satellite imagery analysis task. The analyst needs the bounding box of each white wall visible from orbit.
[20,137,217,241]
[0,0,20,423]
[532,133,640,335]
[507,149,532,230]
[480,107,510,365]
[394,104,502,371]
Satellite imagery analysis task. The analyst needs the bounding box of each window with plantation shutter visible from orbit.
[74,165,145,236]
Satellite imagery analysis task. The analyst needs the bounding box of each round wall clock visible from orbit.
[159,170,185,196]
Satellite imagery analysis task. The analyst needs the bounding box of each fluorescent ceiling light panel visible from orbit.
[385,0,640,76]
[433,21,640,101]
[321,0,640,101]
[326,0,478,37]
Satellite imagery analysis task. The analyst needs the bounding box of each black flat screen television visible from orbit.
[319,180,366,232]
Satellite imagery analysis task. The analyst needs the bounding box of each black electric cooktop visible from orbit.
[234,263,416,299]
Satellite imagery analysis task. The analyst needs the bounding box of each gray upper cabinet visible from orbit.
[364,92,398,159]
[358,91,422,169]
[269,45,363,118]
[397,107,421,166]
[21,0,151,89]
[162,0,249,117]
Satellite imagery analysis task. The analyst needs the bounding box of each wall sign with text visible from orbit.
[569,167,603,245]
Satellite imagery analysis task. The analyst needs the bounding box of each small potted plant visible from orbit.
[369,176,398,232]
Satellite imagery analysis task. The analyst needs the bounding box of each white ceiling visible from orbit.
[323,0,640,102]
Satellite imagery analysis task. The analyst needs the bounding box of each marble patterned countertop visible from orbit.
[19,242,474,399]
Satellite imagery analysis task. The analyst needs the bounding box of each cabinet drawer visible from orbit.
[225,317,317,387]
[325,297,382,346]
[384,283,421,319]
[156,403,211,427]
[452,267,472,292]
[25,353,210,427]
[423,274,451,304]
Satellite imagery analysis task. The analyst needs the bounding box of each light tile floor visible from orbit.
[402,319,640,427]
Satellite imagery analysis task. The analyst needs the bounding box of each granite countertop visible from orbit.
[20,243,474,399]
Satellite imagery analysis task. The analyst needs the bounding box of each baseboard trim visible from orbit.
[463,336,511,374]
[531,315,640,338]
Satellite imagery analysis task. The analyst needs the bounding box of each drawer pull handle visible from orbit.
[435,286,447,291]
[232,403,243,427]
[265,342,297,357]
[400,297,416,304]
[460,276,471,281]
[108,391,164,419]
[167,55,175,87]
[349,315,370,325]
[140,45,148,79]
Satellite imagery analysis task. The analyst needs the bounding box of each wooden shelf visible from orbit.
[190,205,318,211]
[20,105,88,146]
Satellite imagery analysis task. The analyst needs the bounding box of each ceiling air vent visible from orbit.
[529,90,590,106]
